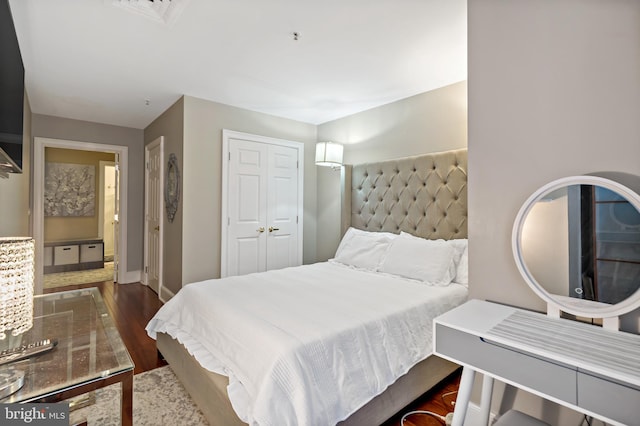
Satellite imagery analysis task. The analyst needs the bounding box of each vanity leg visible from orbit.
[479,374,494,425]
[452,367,475,426]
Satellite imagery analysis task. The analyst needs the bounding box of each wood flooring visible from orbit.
[382,369,461,426]
[45,280,461,426]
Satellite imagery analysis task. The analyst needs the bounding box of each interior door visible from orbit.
[146,142,162,294]
[113,153,120,283]
[266,144,299,270]
[223,133,303,277]
[226,139,268,276]
[103,163,116,259]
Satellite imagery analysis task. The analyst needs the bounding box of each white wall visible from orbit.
[181,96,318,285]
[31,114,145,276]
[144,97,184,297]
[468,0,640,423]
[316,81,467,260]
[146,84,467,286]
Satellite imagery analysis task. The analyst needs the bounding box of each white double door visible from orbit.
[223,131,304,277]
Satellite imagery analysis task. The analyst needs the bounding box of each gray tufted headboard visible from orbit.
[340,148,467,240]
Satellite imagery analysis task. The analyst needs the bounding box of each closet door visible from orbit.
[266,144,299,271]
[222,131,304,277]
[226,139,268,276]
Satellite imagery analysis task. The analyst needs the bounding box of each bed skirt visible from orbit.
[157,332,459,426]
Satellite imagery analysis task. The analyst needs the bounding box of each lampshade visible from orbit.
[315,142,343,167]
[0,237,34,340]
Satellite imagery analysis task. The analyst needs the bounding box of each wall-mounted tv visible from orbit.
[0,0,24,173]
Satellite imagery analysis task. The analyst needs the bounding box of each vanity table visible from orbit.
[434,299,640,426]
[435,173,640,426]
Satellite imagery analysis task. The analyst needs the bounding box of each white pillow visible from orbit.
[380,233,457,286]
[333,227,397,271]
[402,233,468,285]
[455,245,469,286]
[444,238,468,286]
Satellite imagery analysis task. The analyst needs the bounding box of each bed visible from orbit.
[147,148,468,426]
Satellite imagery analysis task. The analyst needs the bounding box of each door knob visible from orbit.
[154,226,160,231]
[257,227,265,233]
[269,227,280,232]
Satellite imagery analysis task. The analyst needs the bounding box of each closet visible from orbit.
[221,130,304,277]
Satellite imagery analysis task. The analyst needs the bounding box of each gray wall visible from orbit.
[315,81,468,260]
[468,0,640,422]
[181,96,318,285]
[0,94,31,237]
[31,114,145,275]
[144,97,185,297]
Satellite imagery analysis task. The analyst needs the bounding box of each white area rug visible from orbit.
[70,366,209,425]
[44,262,114,289]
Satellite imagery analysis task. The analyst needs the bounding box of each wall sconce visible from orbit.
[315,142,343,170]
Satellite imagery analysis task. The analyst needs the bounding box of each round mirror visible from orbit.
[512,174,640,318]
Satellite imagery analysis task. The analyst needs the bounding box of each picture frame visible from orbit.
[165,153,180,223]
[44,162,96,217]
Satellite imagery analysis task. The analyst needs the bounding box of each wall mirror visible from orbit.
[512,173,640,320]
[165,153,180,223]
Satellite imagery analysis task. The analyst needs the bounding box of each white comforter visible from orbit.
[146,262,468,426]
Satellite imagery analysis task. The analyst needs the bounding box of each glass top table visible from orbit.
[2,287,134,425]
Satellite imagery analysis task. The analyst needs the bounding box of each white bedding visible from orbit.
[146,261,468,426]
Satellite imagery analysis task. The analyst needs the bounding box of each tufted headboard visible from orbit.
[340,148,467,240]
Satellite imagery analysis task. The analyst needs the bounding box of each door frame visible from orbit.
[221,129,304,278]
[33,137,129,294]
[98,160,116,258]
[143,137,164,299]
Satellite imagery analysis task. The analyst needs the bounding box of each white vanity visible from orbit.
[434,173,640,426]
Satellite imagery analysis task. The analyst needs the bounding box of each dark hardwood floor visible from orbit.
[382,369,461,426]
[44,279,461,426]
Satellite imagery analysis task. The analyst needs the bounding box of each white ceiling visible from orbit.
[8,0,467,129]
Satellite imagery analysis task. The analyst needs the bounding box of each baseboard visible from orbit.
[117,269,142,284]
[160,286,175,303]
[463,402,496,426]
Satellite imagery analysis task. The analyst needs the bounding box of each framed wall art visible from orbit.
[165,153,180,223]
[44,162,96,217]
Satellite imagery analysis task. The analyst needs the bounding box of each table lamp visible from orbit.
[0,237,34,398]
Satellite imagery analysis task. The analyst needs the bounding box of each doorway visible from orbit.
[99,161,117,261]
[33,137,129,295]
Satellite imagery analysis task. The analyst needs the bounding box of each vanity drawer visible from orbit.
[435,324,577,404]
[54,245,79,265]
[578,372,639,426]
[80,243,103,262]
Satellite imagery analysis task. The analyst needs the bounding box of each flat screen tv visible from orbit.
[0,0,24,173]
